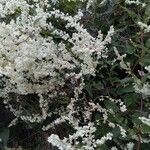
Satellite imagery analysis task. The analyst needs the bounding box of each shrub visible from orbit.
[0,0,149,150]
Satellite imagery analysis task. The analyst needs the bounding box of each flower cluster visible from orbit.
[0,0,121,149]
[125,0,146,7]
[46,95,128,149]
[138,22,150,33]
[139,115,150,126]
[0,0,114,124]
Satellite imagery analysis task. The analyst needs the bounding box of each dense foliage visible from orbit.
[0,0,150,150]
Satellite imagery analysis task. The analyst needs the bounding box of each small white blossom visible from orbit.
[138,22,150,33]
[126,142,134,150]
[134,83,150,96]
[111,147,118,150]
[139,115,150,126]
[125,0,146,7]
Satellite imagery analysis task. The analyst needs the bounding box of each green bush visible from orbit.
[0,0,150,150]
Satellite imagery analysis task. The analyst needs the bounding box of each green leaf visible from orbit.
[132,113,141,125]
[104,100,119,112]
[126,46,135,54]
[145,39,150,49]
[140,54,150,66]
[112,127,121,138]
[141,124,150,133]
[0,127,9,147]
[84,83,93,98]
[117,84,134,95]
[141,143,150,150]
[96,144,109,150]
[122,6,139,22]
[122,93,138,106]
[93,82,104,90]
[120,77,133,84]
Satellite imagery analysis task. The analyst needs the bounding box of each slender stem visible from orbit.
[136,132,141,150]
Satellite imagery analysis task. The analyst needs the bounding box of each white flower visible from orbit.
[134,83,150,96]
[126,142,134,150]
[145,66,150,73]
[96,133,113,145]
[48,134,73,150]
[138,22,150,33]
[125,0,146,7]
[111,147,118,150]
[118,125,127,138]
[139,115,150,126]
